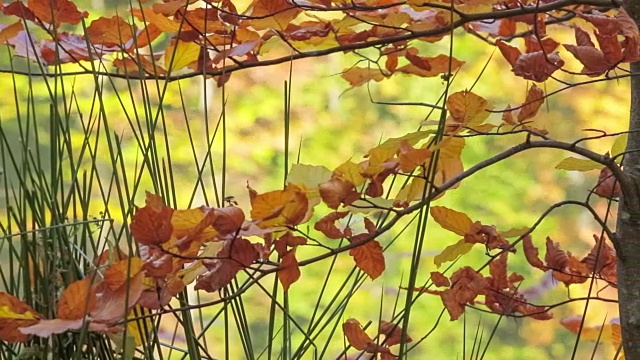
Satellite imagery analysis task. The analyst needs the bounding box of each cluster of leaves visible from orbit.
[0,0,635,86]
[0,0,637,356]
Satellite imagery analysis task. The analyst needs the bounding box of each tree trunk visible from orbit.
[617,2,640,357]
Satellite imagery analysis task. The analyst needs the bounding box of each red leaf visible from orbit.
[574,27,595,48]
[314,211,350,239]
[378,320,412,346]
[194,238,259,292]
[496,39,521,67]
[91,271,145,325]
[27,0,87,26]
[517,84,544,122]
[278,250,301,291]
[512,51,564,82]
[349,240,385,280]
[594,166,621,199]
[522,235,545,270]
[430,271,450,287]
[342,318,374,351]
[319,178,359,209]
[130,192,174,246]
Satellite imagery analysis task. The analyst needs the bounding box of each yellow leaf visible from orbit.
[164,40,200,72]
[430,206,473,236]
[345,197,395,214]
[368,130,433,165]
[395,177,428,202]
[434,239,474,268]
[499,227,530,238]
[335,160,365,186]
[0,305,38,320]
[287,164,333,190]
[342,66,385,87]
[131,7,180,32]
[611,133,628,158]
[555,157,602,171]
[446,91,493,127]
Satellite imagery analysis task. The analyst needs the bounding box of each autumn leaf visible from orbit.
[286,163,333,191]
[86,16,134,46]
[165,40,201,72]
[130,7,180,32]
[522,235,545,271]
[430,271,450,287]
[278,250,301,291]
[130,192,174,246]
[430,206,473,236]
[194,237,259,292]
[517,84,544,122]
[20,318,110,338]
[555,157,602,171]
[434,239,474,268]
[27,0,87,26]
[103,257,145,291]
[335,160,366,187]
[446,90,492,130]
[248,0,301,31]
[342,318,374,351]
[398,140,431,173]
[378,320,412,346]
[594,167,622,199]
[0,21,22,44]
[611,133,628,158]
[349,239,385,280]
[57,278,97,320]
[91,271,145,325]
[249,184,310,228]
[561,315,623,357]
[396,54,465,78]
[315,211,351,239]
[319,178,359,209]
[342,66,385,87]
[0,292,41,343]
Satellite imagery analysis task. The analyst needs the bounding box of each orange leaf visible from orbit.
[314,211,350,239]
[342,318,374,351]
[91,271,145,325]
[278,250,301,291]
[0,292,41,343]
[517,84,544,122]
[131,7,181,32]
[103,257,145,291]
[0,21,23,44]
[446,90,492,127]
[349,240,385,280]
[398,140,431,173]
[249,185,310,228]
[430,271,450,287]
[379,320,412,346]
[522,235,545,270]
[194,238,259,292]
[130,192,174,246]
[248,0,301,30]
[319,178,359,209]
[86,16,134,46]
[27,0,87,26]
[396,54,465,78]
[430,206,473,236]
[341,66,385,87]
[57,278,97,320]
